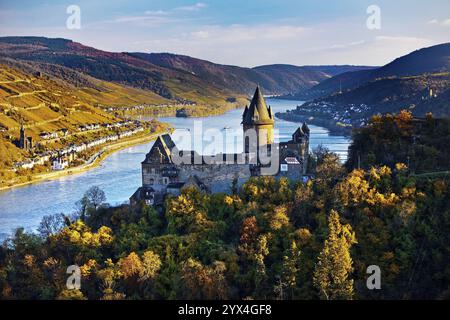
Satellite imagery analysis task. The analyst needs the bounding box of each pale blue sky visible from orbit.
[1,0,449,66]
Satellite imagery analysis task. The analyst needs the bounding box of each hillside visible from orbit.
[0,37,245,106]
[322,73,450,115]
[289,43,450,100]
[252,64,330,94]
[0,62,179,189]
[131,53,373,95]
[0,36,376,103]
[0,64,115,168]
[276,72,450,135]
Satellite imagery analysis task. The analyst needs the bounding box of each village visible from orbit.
[13,119,145,171]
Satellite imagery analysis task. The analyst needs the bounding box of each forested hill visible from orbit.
[288,42,450,100]
[0,36,373,99]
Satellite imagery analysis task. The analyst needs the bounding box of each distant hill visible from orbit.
[252,64,374,94]
[130,52,273,94]
[131,52,373,95]
[289,43,450,100]
[0,36,374,104]
[0,37,228,102]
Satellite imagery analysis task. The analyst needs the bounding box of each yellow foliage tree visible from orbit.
[141,250,162,281]
[118,252,144,280]
[313,210,357,300]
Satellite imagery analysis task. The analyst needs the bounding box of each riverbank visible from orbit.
[0,128,171,192]
[122,98,248,119]
[275,112,353,137]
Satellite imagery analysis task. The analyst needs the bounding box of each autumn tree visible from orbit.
[281,241,302,299]
[181,258,228,299]
[313,210,357,300]
[165,187,211,234]
[141,250,162,281]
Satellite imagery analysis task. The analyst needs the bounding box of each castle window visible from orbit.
[281,164,288,172]
[162,177,169,185]
[149,178,154,185]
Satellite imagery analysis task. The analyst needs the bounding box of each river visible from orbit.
[0,98,350,239]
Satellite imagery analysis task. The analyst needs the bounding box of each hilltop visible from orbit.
[288,42,450,100]
[135,52,373,95]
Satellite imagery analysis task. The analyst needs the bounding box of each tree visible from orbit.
[266,205,290,231]
[313,210,357,300]
[316,152,344,181]
[141,250,162,280]
[85,186,106,210]
[37,213,66,238]
[181,258,228,299]
[231,177,238,195]
[57,289,86,300]
[238,216,259,255]
[75,186,107,221]
[166,187,211,234]
[254,234,269,297]
[119,252,144,280]
[281,241,302,299]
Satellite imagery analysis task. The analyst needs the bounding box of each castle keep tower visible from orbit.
[242,86,274,155]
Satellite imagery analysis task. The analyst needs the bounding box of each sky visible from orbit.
[0,0,449,67]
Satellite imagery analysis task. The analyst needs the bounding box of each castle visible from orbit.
[130,86,310,206]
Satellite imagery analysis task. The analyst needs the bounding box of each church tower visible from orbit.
[19,125,26,149]
[242,86,275,155]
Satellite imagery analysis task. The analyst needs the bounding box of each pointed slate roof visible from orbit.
[301,122,310,135]
[292,122,310,141]
[293,127,304,137]
[143,134,174,164]
[242,105,249,119]
[242,86,274,125]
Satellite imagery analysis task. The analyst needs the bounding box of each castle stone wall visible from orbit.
[178,163,251,193]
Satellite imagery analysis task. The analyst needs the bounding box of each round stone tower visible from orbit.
[241,86,275,155]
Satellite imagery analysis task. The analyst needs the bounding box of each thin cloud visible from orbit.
[144,10,169,15]
[108,2,207,27]
[428,18,450,26]
[375,35,432,44]
[176,3,207,12]
[190,24,308,42]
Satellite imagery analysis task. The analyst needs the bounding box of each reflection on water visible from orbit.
[0,98,350,239]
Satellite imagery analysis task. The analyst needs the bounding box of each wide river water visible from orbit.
[0,98,350,239]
